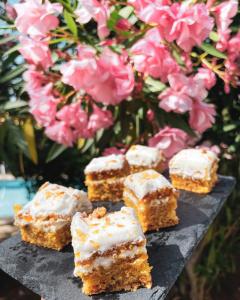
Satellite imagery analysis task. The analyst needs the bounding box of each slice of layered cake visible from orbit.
[169,148,219,193]
[15,182,92,250]
[71,207,152,295]
[84,154,129,201]
[123,170,179,232]
[126,145,165,173]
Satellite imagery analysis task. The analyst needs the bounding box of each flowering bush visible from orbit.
[0,3,239,296]
[1,0,240,163]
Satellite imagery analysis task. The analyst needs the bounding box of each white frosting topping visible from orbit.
[124,169,172,199]
[126,145,164,167]
[84,154,125,174]
[16,182,92,226]
[169,148,218,180]
[74,245,146,275]
[71,207,145,261]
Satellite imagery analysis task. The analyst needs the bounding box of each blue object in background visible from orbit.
[0,179,35,218]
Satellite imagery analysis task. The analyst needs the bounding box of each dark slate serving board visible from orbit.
[0,175,235,300]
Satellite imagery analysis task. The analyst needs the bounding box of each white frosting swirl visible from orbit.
[84,154,125,174]
[15,182,92,230]
[126,145,164,167]
[124,169,172,199]
[71,207,145,261]
[169,148,218,180]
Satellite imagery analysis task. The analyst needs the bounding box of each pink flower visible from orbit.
[88,105,113,133]
[115,19,132,31]
[213,0,238,51]
[159,90,192,113]
[23,67,48,95]
[159,73,207,113]
[45,121,76,147]
[189,101,216,133]
[88,48,135,105]
[14,0,62,39]
[75,0,109,39]
[131,28,179,82]
[61,47,134,105]
[130,1,213,52]
[225,32,240,74]
[29,84,58,127]
[60,45,98,91]
[129,0,172,26]
[56,103,91,138]
[169,3,214,52]
[148,126,188,158]
[181,52,193,73]
[19,36,52,69]
[31,99,57,128]
[102,147,126,156]
[146,109,155,122]
[194,67,216,90]
[5,4,17,20]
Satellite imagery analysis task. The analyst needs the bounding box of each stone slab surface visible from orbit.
[0,175,235,300]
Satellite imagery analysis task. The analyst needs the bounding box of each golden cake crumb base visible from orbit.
[86,179,124,202]
[76,254,152,295]
[170,173,218,194]
[124,192,179,232]
[20,224,71,251]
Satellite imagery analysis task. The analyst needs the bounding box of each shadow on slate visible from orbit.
[0,175,236,300]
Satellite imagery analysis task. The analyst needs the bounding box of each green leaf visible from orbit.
[81,138,94,153]
[145,77,166,93]
[64,10,78,37]
[172,49,185,66]
[57,0,73,13]
[109,44,124,54]
[0,65,27,84]
[199,43,227,59]
[119,6,134,19]
[22,118,38,165]
[107,9,121,30]
[4,44,20,56]
[0,25,16,30]
[162,112,196,137]
[6,120,30,159]
[46,144,67,163]
[223,124,237,132]
[0,35,17,45]
[49,38,67,45]
[4,100,28,110]
[128,15,138,25]
[0,121,7,147]
[209,31,219,42]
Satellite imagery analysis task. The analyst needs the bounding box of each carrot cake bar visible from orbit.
[84,154,129,201]
[71,207,152,295]
[126,145,165,173]
[123,169,179,232]
[15,182,92,250]
[169,148,219,193]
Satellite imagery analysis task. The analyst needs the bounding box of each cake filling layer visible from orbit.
[74,243,147,275]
